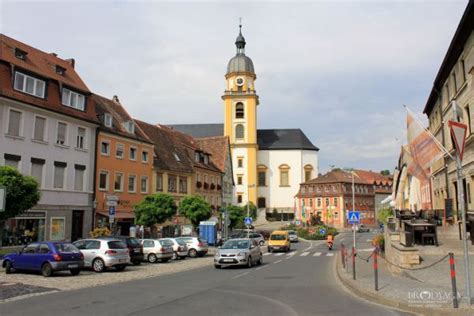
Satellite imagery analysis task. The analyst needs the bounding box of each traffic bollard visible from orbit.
[373,248,378,291]
[449,252,458,308]
[341,244,346,269]
[345,248,349,273]
[352,247,356,280]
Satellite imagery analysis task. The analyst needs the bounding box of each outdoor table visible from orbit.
[403,221,438,246]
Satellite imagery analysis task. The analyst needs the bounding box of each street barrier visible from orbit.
[449,252,459,308]
[352,247,356,280]
[340,243,346,269]
[373,248,378,291]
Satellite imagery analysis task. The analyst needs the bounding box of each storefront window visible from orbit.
[50,217,65,240]
[2,212,46,246]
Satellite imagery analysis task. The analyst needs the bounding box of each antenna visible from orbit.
[239,17,242,30]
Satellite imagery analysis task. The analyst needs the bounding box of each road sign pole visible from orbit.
[352,172,356,250]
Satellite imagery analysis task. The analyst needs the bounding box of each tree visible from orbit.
[134,193,177,227]
[244,202,257,219]
[377,206,394,224]
[180,195,212,229]
[380,170,391,176]
[227,205,245,229]
[0,166,41,246]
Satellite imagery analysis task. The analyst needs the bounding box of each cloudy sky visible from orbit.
[0,0,468,173]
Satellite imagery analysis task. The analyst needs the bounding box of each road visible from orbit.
[0,232,411,316]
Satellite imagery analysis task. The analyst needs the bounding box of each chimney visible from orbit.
[50,52,58,57]
[112,95,120,104]
[65,58,75,68]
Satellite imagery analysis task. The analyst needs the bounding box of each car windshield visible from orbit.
[222,240,250,249]
[270,234,286,240]
[288,231,296,235]
[54,243,80,253]
[175,239,186,246]
[108,241,127,249]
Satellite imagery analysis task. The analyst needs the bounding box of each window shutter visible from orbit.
[57,123,66,144]
[8,110,21,136]
[34,117,46,141]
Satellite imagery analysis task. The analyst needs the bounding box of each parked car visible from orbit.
[268,230,290,252]
[176,237,208,258]
[102,236,144,265]
[249,233,265,246]
[161,238,188,260]
[214,238,262,269]
[73,238,130,272]
[256,230,271,240]
[2,242,84,277]
[356,225,370,233]
[140,239,174,263]
[288,230,299,242]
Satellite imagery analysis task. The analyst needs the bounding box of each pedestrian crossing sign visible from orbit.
[348,211,360,224]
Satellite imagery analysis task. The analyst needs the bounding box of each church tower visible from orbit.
[222,24,259,206]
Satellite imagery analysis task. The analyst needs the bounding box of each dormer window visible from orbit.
[62,88,85,111]
[123,121,134,134]
[195,152,200,162]
[204,155,209,165]
[14,48,27,60]
[174,153,181,162]
[103,113,112,127]
[56,65,66,76]
[14,71,45,98]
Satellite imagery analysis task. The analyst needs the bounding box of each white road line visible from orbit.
[313,252,322,256]
[300,252,310,256]
[274,253,284,256]
[274,259,282,264]
[263,253,271,256]
[366,239,372,242]
[255,265,269,271]
[287,252,296,256]
[232,272,250,279]
[358,248,375,252]
[326,253,334,257]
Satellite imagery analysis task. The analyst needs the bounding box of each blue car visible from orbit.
[2,241,84,277]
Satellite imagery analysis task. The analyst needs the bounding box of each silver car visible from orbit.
[140,239,174,263]
[288,230,299,242]
[73,238,130,272]
[249,233,265,246]
[176,237,208,258]
[214,238,262,269]
[162,238,188,260]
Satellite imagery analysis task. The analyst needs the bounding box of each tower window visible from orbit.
[235,124,244,139]
[235,102,244,119]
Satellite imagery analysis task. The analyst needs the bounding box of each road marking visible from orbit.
[274,253,284,256]
[274,259,282,264]
[287,252,296,256]
[366,239,372,242]
[326,253,334,257]
[263,253,271,256]
[232,272,250,279]
[358,248,375,252]
[300,252,310,256]
[256,265,269,271]
[313,252,322,256]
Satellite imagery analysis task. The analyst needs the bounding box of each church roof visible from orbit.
[168,124,319,151]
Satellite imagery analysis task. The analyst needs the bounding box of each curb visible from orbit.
[334,253,472,316]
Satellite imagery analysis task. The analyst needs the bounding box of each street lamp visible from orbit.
[342,168,356,250]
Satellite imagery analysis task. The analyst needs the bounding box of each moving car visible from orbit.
[73,238,130,272]
[176,237,208,258]
[288,230,299,242]
[214,238,262,269]
[356,225,370,233]
[161,238,188,260]
[103,236,144,265]
[140,239,174,263]
[268,230,290,252]
[249,233,265,246]
[3,242,84,277]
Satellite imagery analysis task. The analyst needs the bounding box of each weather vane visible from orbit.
[239,17,242,29]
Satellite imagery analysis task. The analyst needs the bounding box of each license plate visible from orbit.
[68,264,79,268]
[224,258,233,262]
[274,246,280,249]
[119,259,127,263]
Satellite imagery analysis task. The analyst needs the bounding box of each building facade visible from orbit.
[423,3,474,219]
[93,95,154,235]
[0,34,98,243]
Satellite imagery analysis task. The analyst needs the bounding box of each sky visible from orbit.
[0,0,468,173]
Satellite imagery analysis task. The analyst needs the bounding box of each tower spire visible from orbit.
[235,18,246,54]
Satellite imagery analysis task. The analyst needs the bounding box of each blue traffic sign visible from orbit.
[109,206,116,216]
[348,211,360,224]
[244,217,253,226]
[319,228,326,235]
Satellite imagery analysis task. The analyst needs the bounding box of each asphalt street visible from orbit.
[0,232,412,316]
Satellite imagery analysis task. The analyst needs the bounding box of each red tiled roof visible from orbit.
[304,170,367,185]
[195,136,230,173]
[353,169,393,186]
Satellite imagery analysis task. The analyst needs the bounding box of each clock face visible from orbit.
[236,77,244,86]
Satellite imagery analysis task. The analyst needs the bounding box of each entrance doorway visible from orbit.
[71,210,84,241]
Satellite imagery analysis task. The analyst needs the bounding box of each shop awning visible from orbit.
[96,210,135,219]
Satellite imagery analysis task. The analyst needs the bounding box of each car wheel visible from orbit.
[259,240,265,246]
[180,256,186,260]
[268,247,272,253]
[42,263,53,277]
[172,252,178,260]
[148,253,158,263]
[92,258,105,273]
[188,249,198,258]
[115,265,126,272]
[258,255,263,265]
[70,269,81,276]
[214,264,221,269]
[247,256,252,268]
[4,260,13,274]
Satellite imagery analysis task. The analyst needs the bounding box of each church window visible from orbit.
[279,164,290,186]
[258,171,266,186]
[237,193,243,204]
[304,164,313,182]
[237,157,243,168]
[257,197,266,208]
[235,124,244,139]
[235,102,244,119]
[237,175,243,185]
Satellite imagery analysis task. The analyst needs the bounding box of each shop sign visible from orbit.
[15,211,46,219]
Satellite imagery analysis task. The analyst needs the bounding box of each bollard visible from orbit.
[341,244,346,269]
[345,248,349,273]
[352,247,356,280]
[373,248,378,291]
[449,252,459,308]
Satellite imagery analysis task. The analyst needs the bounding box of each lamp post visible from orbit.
[342,168,356,250]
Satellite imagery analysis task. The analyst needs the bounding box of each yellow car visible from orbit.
[268,230,290,253]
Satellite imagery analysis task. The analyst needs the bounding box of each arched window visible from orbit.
[235,102,244,119]
[304,164,314,182]
[279,164,290,186]
[235,124,244,139]
[257,197,266,209]
[257,165,267,187]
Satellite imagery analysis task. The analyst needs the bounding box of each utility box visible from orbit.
[199,221,217,245]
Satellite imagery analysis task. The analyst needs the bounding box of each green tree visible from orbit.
[134,193,177,227]
[377,206,394,224]
[380,170,391,176]
[244,202,257,219]
[227,205,245,228]
[0,166,41,246]
[180,195,212,229]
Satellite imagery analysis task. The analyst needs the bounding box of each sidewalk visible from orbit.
[335,249,474,315]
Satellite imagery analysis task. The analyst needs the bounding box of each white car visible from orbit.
[176,237,208,258]
[288,230,299,242]
[140,239,174,263]
[162,238,188,260]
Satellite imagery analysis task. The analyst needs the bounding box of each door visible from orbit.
[71,210,84,242]
[34,243,52,271]
[84,240,101,266]
[17,243,39,270]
